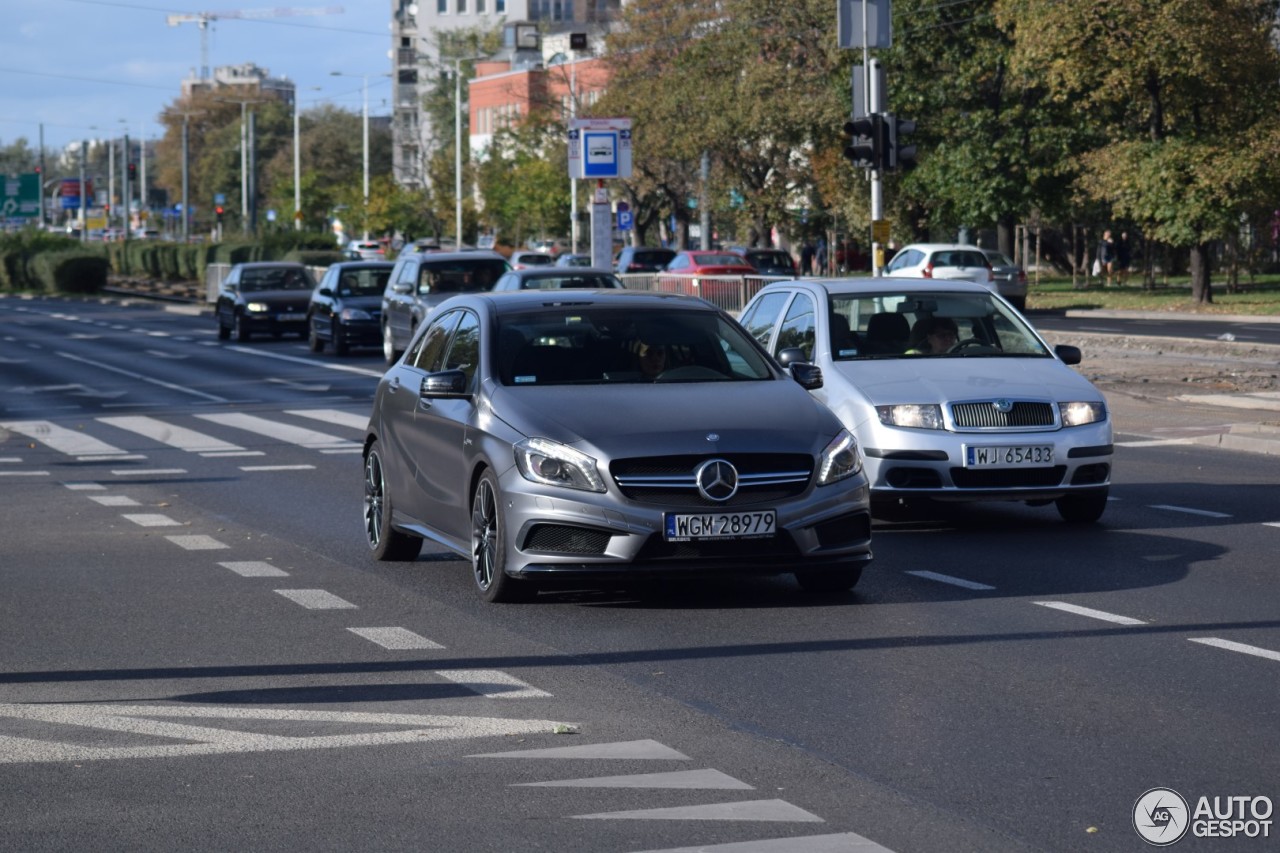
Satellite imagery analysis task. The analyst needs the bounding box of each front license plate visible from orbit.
[664,510,776,542]
[277,312,307,321]
[964,444,1054,468]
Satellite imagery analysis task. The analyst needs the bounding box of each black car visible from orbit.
[614,246,676,274]
[215,262,316,342]
[307,261,395,355]
[738,248,797,277]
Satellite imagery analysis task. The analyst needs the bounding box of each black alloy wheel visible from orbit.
[363,442,423,561]
[471,471,534,603]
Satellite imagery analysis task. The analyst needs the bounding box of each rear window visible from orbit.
[634,250,674,263]
[749,251,791,266]
[932,251,988,268]
[418,258,509,294]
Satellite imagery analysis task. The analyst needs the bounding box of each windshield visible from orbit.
[418,259,508,294]
[828,291,1050,361]
[336,267,392,297]
[239,267,312,291]
[497,307,775,386]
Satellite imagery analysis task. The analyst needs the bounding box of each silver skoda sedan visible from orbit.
[739,278,1112,523]
[362,290,872,602]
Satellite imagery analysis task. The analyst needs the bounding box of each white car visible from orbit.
[739,277,1113,522]
[884,243,1012,299]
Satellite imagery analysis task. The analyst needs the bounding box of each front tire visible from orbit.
[382,323,401,365]
[308,318,325,353]
[333,319,350,356]
[1056,489,1108,523]
[472,471,534,603]
[364,442,423,561]
[235,313,252,342]
[217,316,231,340]
[795,564,864,593]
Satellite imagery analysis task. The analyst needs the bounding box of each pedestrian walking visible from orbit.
[1098,230,1116,287]
[800,240,815,276]
[815,236,828,276]
[1116,231,1131,286]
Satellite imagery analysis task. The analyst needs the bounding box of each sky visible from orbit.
[1,0,396,154]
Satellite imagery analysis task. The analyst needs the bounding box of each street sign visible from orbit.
[872,219,891,243]
[2,173,41,218]
[617,210,633,231]
[838,0,892,50]
[568,118,632,180]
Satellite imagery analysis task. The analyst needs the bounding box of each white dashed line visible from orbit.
[89,496,141,506]
[1116,439,1197,448]
[1148,504,1232,518]
[1188,638,1280,663]
[0,456,22,462]
[1033,601,1146,626]
[437,670,551,699]
[239,464,317,472]
[218,561,290,577]
[1263,522,1280,529]
[0,471,49,477]
[121,513,183,527]
[287,409,368,430]
[63,482,106,490]
[274,589,357,609]
[112,468,187,476]
[165,535,229,550]
[573,798,823,822]
[348,627,444,650]
[905,570,996,591]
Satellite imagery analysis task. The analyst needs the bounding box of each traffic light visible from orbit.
[127,162,137,180]
[842,114,882,170]
[215,205,224,223]
[885,115,919,171]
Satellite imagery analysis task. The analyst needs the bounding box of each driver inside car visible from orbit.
[905,315,959,354]
[631,337,668,379]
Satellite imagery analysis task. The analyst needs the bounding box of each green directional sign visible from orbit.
[2,173,42,219]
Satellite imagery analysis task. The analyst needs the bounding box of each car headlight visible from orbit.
[245,301,269,313]
[1059,401,1107,427]
[514,438,605,493]
[876,404,944,430]
[817,429,863,485]
[340,307,374,321]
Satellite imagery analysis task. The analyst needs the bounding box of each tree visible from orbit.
[475,114,571,247]
[998,0,1280,302]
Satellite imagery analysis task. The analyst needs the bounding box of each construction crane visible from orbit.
[167,6,344,81]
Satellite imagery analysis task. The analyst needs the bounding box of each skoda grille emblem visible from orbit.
[706,433,720,442]
[695,459,739,502]
[993,398,1014,413]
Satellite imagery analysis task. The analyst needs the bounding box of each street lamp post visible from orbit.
[331,72,371,240]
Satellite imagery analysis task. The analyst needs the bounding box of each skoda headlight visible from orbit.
[1059,401,1107,427]
[245,301,270,313]
[340,307,374,321]
[514,438,605,493]
[817,429,863,485]
[876,404,944,430]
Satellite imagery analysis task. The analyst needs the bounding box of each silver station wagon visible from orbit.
[363,290,873,602]
[739,278,1113,523]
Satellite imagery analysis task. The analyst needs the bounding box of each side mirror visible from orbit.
[390,281,412,295]
[790,362,823,390]
[1054,344,1082,366]
[776,347,808,368]
[318,287,334,298]
[224,282,238,293]
[420,369,470,399]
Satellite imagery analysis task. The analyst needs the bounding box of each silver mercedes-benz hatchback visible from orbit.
[362,290,873,602]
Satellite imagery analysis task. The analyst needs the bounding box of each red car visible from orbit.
[662,251,757,277]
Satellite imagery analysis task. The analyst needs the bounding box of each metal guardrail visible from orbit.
[619,273,789,315]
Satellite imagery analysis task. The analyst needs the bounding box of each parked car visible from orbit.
[344,240,386,261]
[307,261,395,355]
[884,243,998,291]
[554,253,593,268]
[380,250,509,364]
[736,248,797,277]
[663,251,757,278]
[614,246,676,274]
[215,262,316,342]
[738,277,1112,522]
[981,249,1029,311]
[491,268,625,291]
[362,290,873,602]
[509,251,555,269]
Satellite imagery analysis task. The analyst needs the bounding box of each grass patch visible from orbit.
[1027,274,1280,315]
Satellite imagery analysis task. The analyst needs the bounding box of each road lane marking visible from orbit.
[239,464,317,472]
[218,561,289,577]
[573,798,823,822]
[288,409,368,431]
[905,571,996,591]
[472,739,688,760]
[0,703,569,764]
[0,471,48,477]
[516,768,753,790]
[1033,601,1146,626]
[274,589,357,609]
[89,496,141,506]
[165,535,228,550]
[0,420,135,459]
[97,415,248,455]
[1188,638,1280,663]
[629,832,895,851]
[223,345,384,377]
[56,351,228,402]
[1263,522,1280,529]
[111,468,187,476]
[0,456,21,462]
[63,481,106,490]
[1116,438,1197,448]
[348,627,443,649]
[196,412,359,451]
[122,513,183,527]
[437,670,551,699]
[1148,504,1232,518]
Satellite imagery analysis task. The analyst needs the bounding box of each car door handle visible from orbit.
[387,376,401,393]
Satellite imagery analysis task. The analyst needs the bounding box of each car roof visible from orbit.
[759,276,995,297]
[897,243,986,252]
[465,289,719,315]
[233,261,307,269]
[506,267,617,277]
[399,250,506,262]
[331,260,394,269]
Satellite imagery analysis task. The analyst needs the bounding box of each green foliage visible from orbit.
[285,249,345,266]
[29,251,109,293]
[475,113,571,246]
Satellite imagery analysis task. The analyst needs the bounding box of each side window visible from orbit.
[442,311,481,390]
[395,260,417,288]
[407,310,461,371]
[739,291,789,347]
[775,294,816,360]
[318,268,335,291]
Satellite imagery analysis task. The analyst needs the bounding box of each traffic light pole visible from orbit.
[859,8,883,276]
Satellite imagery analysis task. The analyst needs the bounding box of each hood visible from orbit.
[335,294,383,310]
[242,288,311,306]
[830,356,1104,405]
[488,380,843,459]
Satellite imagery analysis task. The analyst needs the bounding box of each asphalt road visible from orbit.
[3,294,1278,853]
[1029,308,1280,347]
